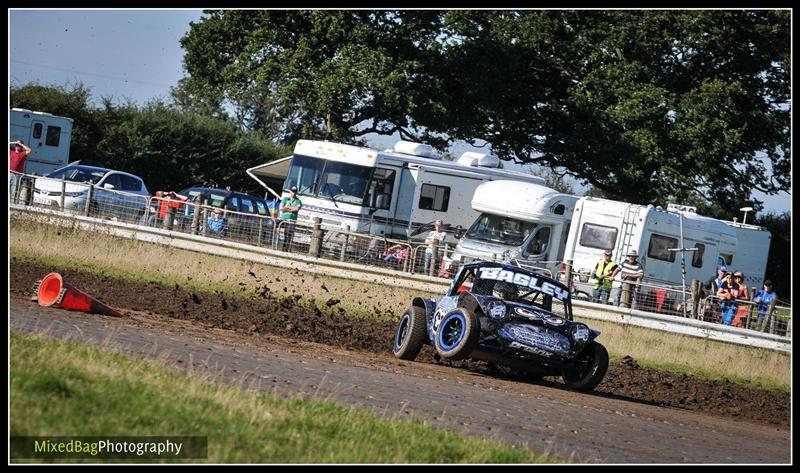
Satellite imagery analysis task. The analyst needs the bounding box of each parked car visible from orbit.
[392,261,609,392]
[32,164,149,221]
[170,186,273,243]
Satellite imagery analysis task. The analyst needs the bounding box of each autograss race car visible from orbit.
[392,261,609,391]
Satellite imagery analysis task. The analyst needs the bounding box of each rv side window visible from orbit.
[364,168,395,210]
[45,126,62,146]
[523,226,551,257]
[647,233,678,262]
[419,184,450,212]
[692,243,705,268]
[578,223,617,250]
[33,123,43,139]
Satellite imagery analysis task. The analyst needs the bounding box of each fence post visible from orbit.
[191,200,201,235]
[690,279,701,319]
[339,226,350,262]
[60,176,66,210]
[565,260,574,292]
[767,297,778,334]
[163,205,176,231]
[620,282,631,308]
[309,217,323,257]
[200,200,208,236]
[428,238,439,277]
[83,184,94,216]
[23,177,36,206]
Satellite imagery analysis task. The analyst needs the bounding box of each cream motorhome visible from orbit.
[247,140,545,240]
[449,180,579,277]
[562,198,771,291]
[10,108,73,176]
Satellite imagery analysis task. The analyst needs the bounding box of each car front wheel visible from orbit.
[392,306,428,360]
[562,341,609,392]
[434,307,479,361]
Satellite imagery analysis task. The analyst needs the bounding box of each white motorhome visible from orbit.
[247,140,545,240]
[450,180,579,277]
[562,198,771,291]
[10,108,74,176]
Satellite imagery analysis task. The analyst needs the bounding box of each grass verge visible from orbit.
[10,333,553,463]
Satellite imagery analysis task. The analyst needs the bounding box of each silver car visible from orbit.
[33,164,150,221]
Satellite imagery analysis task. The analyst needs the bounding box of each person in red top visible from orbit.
[9,140,32,173]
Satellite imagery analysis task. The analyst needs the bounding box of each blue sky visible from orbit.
[8,9,790,216]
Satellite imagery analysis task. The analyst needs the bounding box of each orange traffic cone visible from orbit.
[34,272,125,318]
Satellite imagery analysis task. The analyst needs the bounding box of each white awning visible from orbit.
[246,155,292,199]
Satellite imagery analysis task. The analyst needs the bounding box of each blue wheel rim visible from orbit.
[394,313,411,350]
[438,312,466,350]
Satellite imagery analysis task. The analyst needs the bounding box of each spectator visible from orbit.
[733,272,749,300]
[592,249,619,304]
[423,219,447,274]
[731,271,751,327]
[615,249,644,307]
[383,244,409,266]
[279,186,303,251]
[706,265,727,296]
[716,272,741,325]
[752,280,777,330]
[207,207,226,236]
[9,140,32,173]
[9,140,32,200]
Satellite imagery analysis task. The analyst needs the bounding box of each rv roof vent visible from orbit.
[456,151,500,168]
[667,203,697,213]
[393,141,439,159]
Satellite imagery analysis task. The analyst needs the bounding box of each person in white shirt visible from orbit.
[423,220,446,274]
[615,249,644,307]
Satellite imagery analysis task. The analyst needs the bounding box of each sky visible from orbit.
[8,9,791,217]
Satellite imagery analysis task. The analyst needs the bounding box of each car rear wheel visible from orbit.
[562,341,609,392]
[434,307,479,361]
[393,306,428,360]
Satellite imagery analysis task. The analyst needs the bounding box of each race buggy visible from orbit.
[392,261,609,391]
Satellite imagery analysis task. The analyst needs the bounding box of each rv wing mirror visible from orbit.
[454,225,464,239]
[375,194,387,209]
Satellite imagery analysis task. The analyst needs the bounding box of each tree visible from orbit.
[175,10,444,144]
[177,10,790,215]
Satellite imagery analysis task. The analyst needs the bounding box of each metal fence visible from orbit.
[11,170,790,336]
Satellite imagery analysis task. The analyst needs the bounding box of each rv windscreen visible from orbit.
[465,213,536,246]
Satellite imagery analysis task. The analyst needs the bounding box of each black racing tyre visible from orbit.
[392,306,428,360]
[434,307,479,361]
[562,341,609,392]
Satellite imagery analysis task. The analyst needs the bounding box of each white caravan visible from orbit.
[10,108,74,176]
[247,140,545,240]
[562,198,771,290]
[450,180,579,277]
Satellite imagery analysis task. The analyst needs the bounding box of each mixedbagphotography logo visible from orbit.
[10,436,208,460]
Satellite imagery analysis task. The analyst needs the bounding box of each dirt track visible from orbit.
[9,260,791,463]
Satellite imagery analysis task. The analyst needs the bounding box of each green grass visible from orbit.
[10,333,554,463]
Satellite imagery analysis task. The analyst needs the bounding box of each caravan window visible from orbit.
[33,123,43,139]
[46,126,62,146]
[419,184,450,212]
[692,243,705,268]
[578,223,617,250]
[364,168,395,209]
[285,154,324,195]
[647,233,678,262]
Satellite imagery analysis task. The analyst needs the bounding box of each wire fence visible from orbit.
[10,170,790,336]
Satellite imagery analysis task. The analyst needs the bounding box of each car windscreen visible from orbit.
[470,266,571,318]
[46,167,106,184]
